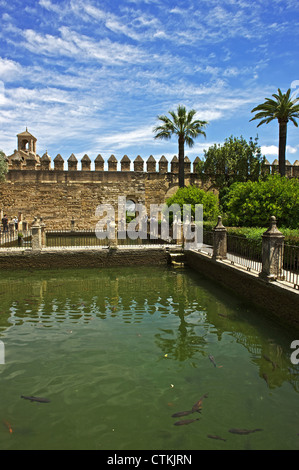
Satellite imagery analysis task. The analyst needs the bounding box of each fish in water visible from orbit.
[263,354,278,370]
[229,428,262,435]
[207,434,226,441]
[262,373,269,387]
[208,355,223,368]
[209,355,217,367]
[21,395,50,403]
[192,393,208,412]
[3,420,13,434]
[172,410,193,418]
[174,418,200,426]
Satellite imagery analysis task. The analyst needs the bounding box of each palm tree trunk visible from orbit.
[278,120,287,177]
[178,135,185,188]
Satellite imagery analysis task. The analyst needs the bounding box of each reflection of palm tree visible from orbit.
[155,301,207,362]
[153,105,208,188]
[250,88,299,176]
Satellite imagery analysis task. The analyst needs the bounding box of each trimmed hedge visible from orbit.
[223,175,299,229]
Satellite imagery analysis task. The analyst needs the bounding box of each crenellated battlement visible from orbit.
[7,151,196,174]
[7,152,299,177]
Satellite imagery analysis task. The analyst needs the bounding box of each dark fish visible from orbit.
[207,434,226,441]
[263,354,278,371]
[262,373,269,387]
[229,428,262,435]
[218,313,228,318]
[192,393,208,412]
[172,410,193,418]
[21,395,50,403]
[209,355,222,368]
[209,355,217,367]
[174,418,200,426]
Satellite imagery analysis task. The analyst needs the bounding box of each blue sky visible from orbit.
[1,0,299,168]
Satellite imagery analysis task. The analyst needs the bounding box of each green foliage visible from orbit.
[197,135,265,197]
[224,175,299,229]
[166,185,219,221]
[0,150,8,181]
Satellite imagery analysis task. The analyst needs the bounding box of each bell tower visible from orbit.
[17,128,37,156]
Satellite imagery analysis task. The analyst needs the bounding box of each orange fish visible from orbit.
[3,420,13,434]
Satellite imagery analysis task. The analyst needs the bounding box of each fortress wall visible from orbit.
[0,168,203,230]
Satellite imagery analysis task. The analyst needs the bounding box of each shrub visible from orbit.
[166,185,219,222]
[225,175,299,229]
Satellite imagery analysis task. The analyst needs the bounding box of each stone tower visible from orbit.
[7,128,40,169]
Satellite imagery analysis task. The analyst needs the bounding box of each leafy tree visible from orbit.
[165,185,219,222]
[224,175,299,229]
[0,150,8,182]
[153,105,208,188]
[197,135,265,205]
[250,88,299,177]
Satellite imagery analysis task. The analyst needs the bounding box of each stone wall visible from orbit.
[0,158,205,230]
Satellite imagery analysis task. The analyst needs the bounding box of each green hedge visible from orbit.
[223,175,299,229]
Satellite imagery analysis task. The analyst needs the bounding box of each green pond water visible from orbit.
[0,265,298,450]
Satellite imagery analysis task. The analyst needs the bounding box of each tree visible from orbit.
[0,150,8,182]
[197,135,265,194]
[250,88,299,177]
[153,105,208,188]
[166,185,219,222]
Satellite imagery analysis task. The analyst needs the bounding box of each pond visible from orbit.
[0,265,298,450]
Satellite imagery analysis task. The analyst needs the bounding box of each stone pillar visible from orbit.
[108,220,117,248]
[259,216,285,281]
[212,216,227,260]
[31,217,42,251]
[40,217,46,248]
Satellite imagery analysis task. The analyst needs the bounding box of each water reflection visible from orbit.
[0,266,298,394]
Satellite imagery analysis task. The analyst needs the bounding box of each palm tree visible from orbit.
[250,88,299,177]
[153,105,208,187]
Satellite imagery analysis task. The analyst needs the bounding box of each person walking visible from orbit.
[2,214,8,233]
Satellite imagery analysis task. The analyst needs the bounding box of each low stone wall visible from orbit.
[185,249,299,330]
[0,247,171,270]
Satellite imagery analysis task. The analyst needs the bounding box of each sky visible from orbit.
[1,0,299,169]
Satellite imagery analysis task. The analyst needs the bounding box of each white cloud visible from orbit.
[261,145,298,156]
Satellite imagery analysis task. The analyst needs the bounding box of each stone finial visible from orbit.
[147,155,156,172]
[263,215,284,237]
[54,154,64,171]
[108,154,118,171]
[171,156,178,173]
[81,154,91,171]
[193,156,201,173]
[40,151,51,170]
[134,155,144,172]
[184,156,191,173]
[25,152,37,170]
[95,154,104,171]
[293,160,299,178]
[159,155,168,173]
[272,159,279,174]
[10,151,23,169]
[121,154,131,171]
[68,153,77,171]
